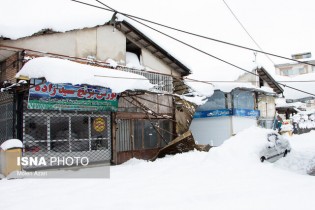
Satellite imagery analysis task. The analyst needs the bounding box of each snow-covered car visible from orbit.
[259,132,291,163]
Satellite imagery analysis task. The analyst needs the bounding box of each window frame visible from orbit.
[232,89,255,110]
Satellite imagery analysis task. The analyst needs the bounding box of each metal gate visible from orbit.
[0,93,14,144]
[116,119,132,152]
[22,110,111,169]
[116,119,171,152]
[115,119,172,163]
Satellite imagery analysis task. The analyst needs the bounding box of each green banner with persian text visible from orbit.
[28,82,118,111]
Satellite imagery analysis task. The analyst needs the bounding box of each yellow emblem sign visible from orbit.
[93,118,106,132]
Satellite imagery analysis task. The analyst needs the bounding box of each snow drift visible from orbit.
[1,127,315,210]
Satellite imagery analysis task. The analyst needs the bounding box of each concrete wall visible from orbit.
[190,116,257,146]
[1,26,126,64]
[190,116,232,146]
[258,95,275,118]
[275,61,315,76]
[236,70,273,89]
[232,116,256,134]
[141,48,180,77]
[236,72,258,87]
[1,26,178,76]
[96,27,125,63]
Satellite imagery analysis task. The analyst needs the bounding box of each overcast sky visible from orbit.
[2,0,315,81]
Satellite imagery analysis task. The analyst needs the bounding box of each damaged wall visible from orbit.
[0,26,126,64]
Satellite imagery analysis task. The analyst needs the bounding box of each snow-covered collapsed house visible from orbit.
[190,67,284,146]
[0,15,196,167]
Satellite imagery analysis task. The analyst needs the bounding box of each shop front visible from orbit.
[190,88,261,146]
[19,79,117,169]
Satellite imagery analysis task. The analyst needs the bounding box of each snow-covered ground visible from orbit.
[1,127,315,210]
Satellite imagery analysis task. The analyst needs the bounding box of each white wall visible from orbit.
[190,117,232,146]
[141,48,180,77]
[232,116,257,134]
[96,27,125,62]
[1,26,126,63]
[258,96,275,118]
[190,116,257,146]
[1,25,180,77]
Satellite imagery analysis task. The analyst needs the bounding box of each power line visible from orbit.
[185,79,315,83]
[3,45,314,96]
[72,0,113,12]
[2,45,313,84]
[75,1,315,99]
[222,0,275,65]
[70,0,315,68]
[2,1,315,97]
[270,80,315,83]
[83,1,315,97]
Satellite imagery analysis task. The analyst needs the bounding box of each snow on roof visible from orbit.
[275,73,315,100]
[179,94,207,106]
[275,58,315,67]
[185,78,275,99]
[276,100,305,109]
[1,0,287,82]
[184,80,214,97]
[0,139,23,151]
[212,82,274,94]
[121,15,254,80]
[15,57,154,93]
[0,0,114,40]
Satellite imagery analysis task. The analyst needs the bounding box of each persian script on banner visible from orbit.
[28,82,118,111]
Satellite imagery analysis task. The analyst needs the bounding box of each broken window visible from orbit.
[232,89,255,110]
[126,38,141,60]
[196,90,226,111]
[126,38,143,69]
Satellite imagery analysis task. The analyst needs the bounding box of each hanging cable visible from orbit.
[70,0,315,67]
[222,0,275,65]
[5,1,315,97]
[93,0,315,97]
[2,41,315,97]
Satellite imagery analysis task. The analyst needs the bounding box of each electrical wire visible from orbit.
[88,1,315,97]
[184,79,315,83]
[222,0,275,65]
[0,48,311,84]
[3,1,315,97]
[70,0,315,67]
[2,41,315,97]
